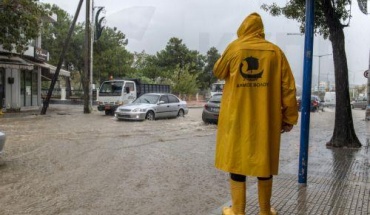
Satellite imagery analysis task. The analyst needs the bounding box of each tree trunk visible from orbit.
[323,0,361,148]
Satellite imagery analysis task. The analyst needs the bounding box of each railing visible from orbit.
[41,89,97,101]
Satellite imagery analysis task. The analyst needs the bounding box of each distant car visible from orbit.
[351,97,367,110]
[297,95,324,112]
[115,93,188,121]
[202,93,222,124]
[0,131,5,155]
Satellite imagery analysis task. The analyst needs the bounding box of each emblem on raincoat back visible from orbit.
[239,56,264,81]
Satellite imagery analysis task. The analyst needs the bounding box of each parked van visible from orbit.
[324,92,336,107]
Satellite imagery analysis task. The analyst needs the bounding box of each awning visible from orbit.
[0,56,34,70]
[32,62,70,77]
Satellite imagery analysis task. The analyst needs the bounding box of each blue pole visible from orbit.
[298,0,315,184]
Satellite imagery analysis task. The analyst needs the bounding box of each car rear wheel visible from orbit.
[177,109,185,117]
[202,114,207,123]
[145,111,155,120]
[202,112,210,123]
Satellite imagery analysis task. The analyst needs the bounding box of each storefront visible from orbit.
[0,54,70,111]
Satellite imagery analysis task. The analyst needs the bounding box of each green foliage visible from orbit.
[38,6,219,95]
[170,65,198,95]
[131,51,164,82]
[263,1,362,147]
[42,4,83,67]
[93,27,133,84]
[156,37,204,75]
[42,5,132,87]
[198,47,220,90]
[154,37,205,90]
[0,0,48,53]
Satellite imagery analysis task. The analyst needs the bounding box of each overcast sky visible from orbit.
[39,0,370,86]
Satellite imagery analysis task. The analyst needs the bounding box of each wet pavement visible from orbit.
[0,104,369,215]
[211,108,370,215]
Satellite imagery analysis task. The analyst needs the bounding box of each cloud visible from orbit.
[107,6,156,41]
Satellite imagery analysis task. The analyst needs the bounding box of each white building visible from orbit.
[0,15,70,111]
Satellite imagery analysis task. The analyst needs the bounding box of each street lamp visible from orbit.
[313,53,332,92]
[93,6,105,41]
[91,2,105,103]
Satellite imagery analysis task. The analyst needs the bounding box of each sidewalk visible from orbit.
[187,100,206,108]
[210,110,370,215]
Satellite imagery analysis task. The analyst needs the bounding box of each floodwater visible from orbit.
[0,105,368,215]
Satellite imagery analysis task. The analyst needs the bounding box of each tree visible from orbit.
[41,4,85,94]
[43,7,133,87]
[156,37,189,71]
[170,64,199,97]
[93,27,133,84]
[155,37,205,85]
[198,47,220,90]
[262,1,361,148]
[131,51,164,83]
[0,0,47,53]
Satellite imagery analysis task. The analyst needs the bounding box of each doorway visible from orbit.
[20,70,38,107]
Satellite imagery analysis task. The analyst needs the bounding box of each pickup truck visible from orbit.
[97,79,170,115]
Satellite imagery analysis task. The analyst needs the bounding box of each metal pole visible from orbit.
[83,0,92,113]
[318,56,321,91]
[314,54,332,92]
[40,0,84,115]
[90,0,94,108]
[366,50,370,120]
[298,0,315,185]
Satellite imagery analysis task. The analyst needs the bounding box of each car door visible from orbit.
[156,95,170,118]
[168,94,181,117]
[122,81,136,104]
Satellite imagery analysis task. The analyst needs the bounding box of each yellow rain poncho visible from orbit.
[214,13,298,177]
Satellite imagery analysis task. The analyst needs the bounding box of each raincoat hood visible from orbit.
[237,12,265,39]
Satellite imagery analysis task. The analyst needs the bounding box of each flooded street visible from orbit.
[0,106,368,215]
[0,106,228,215]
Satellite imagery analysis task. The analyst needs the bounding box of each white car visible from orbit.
[0,131,5,155]
[115,93,189,121]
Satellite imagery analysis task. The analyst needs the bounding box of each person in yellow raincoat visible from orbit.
[214,12,298,215]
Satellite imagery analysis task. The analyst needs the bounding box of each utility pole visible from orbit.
[41,0,84,115]
[84,0,92,113]
[313,53,332,92]
[90,0,94,108]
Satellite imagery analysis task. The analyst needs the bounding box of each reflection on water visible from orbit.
[329,147,363,214]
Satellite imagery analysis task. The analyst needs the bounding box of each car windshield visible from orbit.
[133,94,160,104]
[99,81,123,96]
[209,94,222,103]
